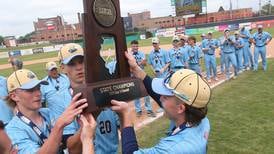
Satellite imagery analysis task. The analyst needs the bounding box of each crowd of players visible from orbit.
[0,25,272,154]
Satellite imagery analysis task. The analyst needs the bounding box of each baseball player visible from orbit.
[186,36,203,74]
[148,37,170,78]
[220,29,238,79]
[169,35,189,73]
[252,25,272,71]
[5,69,87,153]
[58,43,121,153]
[234,31,245,72]
[201,32,219,82]
[131,40,155,117]
[240,25,254,70]
[112,52,211,153]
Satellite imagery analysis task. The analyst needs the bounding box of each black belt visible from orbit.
[206,53,214,55]
[255,45,265,47]
[224,52,233,54]
[173,66,185,69]
[189,63,199,65]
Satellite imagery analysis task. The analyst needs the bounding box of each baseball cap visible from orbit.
[151,69,211,108]
[172,35,180,42]
[152,37,160,44]
[258,25,263,29]
[7,69,48,92]
[234,31,240,35]
[46,61,58,71]
[208,31,213,34]
[58,43,84,64]
[224,28,230,32]
[201,33,206,37]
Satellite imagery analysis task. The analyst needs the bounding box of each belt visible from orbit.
[206,53,214,55]
[255,45,265,47]
[188,63,199,65]
[172,66,185,69]
[224,52,233,54]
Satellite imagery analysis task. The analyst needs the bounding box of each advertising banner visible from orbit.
[175,0,202,16]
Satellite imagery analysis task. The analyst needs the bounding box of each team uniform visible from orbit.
[187,45,203,74]
[5,108,60,154]
[132,51,153,114]
[169,46,189,73]
[94,108,120,154]
[133,117,210,154]
[220,36,238,79]
[233,36,245,71]
[252,31,272,71]
[201,38,219,79]
[148,48,170,78]
[240,28,254,69]
[40,74,79,135]
[0,76,13,125]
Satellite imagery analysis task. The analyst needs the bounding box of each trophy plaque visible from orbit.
[77,0,147,113]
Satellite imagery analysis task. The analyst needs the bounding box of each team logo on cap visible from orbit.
[27,72,36,79]
[68,46,77,53]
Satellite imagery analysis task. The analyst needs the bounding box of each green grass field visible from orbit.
[135,59,274,153]
[0,52,58,65]
[0,43,52,52]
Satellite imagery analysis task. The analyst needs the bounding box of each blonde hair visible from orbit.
[5,95,16,109]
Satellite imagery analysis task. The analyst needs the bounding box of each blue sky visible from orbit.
[0,0,270,37]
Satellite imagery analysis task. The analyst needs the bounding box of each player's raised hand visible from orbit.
[57,93,88,127]
[125,51,146,80]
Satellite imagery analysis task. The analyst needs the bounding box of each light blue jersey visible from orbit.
[134,117,210,154]
[5,108,55,154]
[0,76,13,124]
[132,51,146,69]
[220,36,235,53]
[94,108,120,154]
[252,31,272,47]
[169,47,188,72]
[201,39,219,55]
[187,45,203,64]
[40,74,78,135]
[240,28,251,43]
[148,49,170,74]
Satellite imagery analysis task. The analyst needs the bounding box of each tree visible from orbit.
[0,35,4,45]
[17,31,35,43]
[261,4,274,15]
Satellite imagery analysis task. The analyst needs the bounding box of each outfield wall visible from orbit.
[0,44,64,59]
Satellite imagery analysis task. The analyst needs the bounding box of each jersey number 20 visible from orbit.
[99,120,112,134]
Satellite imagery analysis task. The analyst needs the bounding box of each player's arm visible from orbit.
[125,52,162,107]
[111,100,138,154]
[38,93,88,154]
[266,32,272,45]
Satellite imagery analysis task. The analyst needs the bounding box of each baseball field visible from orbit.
[1,28,274,153]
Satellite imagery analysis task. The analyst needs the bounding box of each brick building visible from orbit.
[31,14,83,43]
[136,8,253,29]
[4,36,17,47]
[127,11,151,28]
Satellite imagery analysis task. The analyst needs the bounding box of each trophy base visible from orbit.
[73,77,147,113]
